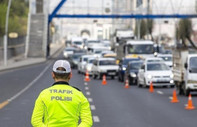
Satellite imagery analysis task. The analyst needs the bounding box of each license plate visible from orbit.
[156,79,168,82]
[108,72,116,75]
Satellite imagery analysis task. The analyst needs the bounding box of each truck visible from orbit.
[114,29,135,43]
[112,29,135,50]
[116,40,155,61]
[172,47,197,96]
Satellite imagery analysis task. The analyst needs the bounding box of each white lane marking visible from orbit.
[88,98,93,102]
[185,104,188,107]
[169,96,173,100]
[90,105,96,110]
[84,82,88,85]
[86,91,91,95]
[157,91,164,95]
[93,116,100,122]
[8,62,52,102]
[85,87,89,90]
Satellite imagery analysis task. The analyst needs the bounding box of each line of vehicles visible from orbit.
[63,35,197,96]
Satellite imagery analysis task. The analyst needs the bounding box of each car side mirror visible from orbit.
[184,63,188,69]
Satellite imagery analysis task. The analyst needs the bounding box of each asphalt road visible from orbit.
[0,54,197,127]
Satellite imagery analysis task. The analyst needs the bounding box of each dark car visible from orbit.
[118,57,141,82]
[68,53,86,68]
[125,60,143,85]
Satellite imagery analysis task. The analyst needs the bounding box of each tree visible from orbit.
[176,18,197,48]
[147,19,154,41]
[134,19,154,40]
[0,3,7,36]
[0,0,28,36]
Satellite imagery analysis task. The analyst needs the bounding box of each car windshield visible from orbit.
[154,45,166,54]
[95,50,102,54]
[159,56,172,61]
[123,58,140,65]
[88,59,94,63]
[83,57,88,62]
[147,63,170,71]
[73,41,82,45]
[127,44,154,54]
[189,57,197,73]
[65,48,75,51]
[99,60,116,66]
[147,59,163,62]
[72,54,82,59]
[130,62,143,70]
[88,40,100,44]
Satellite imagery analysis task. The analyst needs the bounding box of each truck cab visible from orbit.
[116,40,155,61]
[173,48,197,96]
[184,55,197,95]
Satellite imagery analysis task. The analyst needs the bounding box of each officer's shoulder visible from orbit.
[71,86,81,91]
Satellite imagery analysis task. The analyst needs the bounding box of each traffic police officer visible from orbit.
[31,60,93,127]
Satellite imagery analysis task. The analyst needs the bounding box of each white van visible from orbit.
[71,37,84,49]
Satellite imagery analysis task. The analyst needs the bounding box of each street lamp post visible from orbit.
[4,0,12,66]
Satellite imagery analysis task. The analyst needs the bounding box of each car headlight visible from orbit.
[147,74,152,79]
[87,66,92,71]
[170,74,174,78]
[122,67,126,71]
[130,73,136,78]
[99,69,106,73]
[187,80,197,84]
[64,52,68,56]
[73,60,78,64]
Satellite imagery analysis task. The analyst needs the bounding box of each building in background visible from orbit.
[51,0,113,41]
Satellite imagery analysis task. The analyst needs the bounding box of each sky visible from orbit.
[49,0,196,14]
[49,0,112,14]
[152,0,196,14]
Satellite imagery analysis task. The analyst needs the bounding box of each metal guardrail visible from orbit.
[0,36,26,60]
[0,36,26,48]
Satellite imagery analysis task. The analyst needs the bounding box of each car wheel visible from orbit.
[144,78,148,88]
[111,76,114,79]
[170,85,175,88]
[118,73,122,81]
[177,85,183,95]
[93,73,97,79]
[99,74,102,80]
[184,88,190,96]
[137,78,142,87]
[129,77,132,85]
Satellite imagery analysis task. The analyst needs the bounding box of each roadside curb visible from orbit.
[0,43,65,72]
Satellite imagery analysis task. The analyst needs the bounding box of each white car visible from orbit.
[84,57,96,75]
[78,55,95,74]
[157,54,173,68]
[137,62,174,87]
[71,37,84,49]
[92,58,119,79]
[63,47,76,58]
[85,40,100,50]
[144,57,164,64]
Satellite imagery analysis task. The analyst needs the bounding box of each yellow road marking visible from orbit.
[0,100,9,109]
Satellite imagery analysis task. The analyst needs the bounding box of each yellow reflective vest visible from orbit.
[31,81,93,127]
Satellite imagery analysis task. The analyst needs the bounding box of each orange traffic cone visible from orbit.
[185,94,195,110]
[84,71,90,82]
[149,81,154,93]
[124,78,130,89]
[171,89,179,103]
[102,75,107,85]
